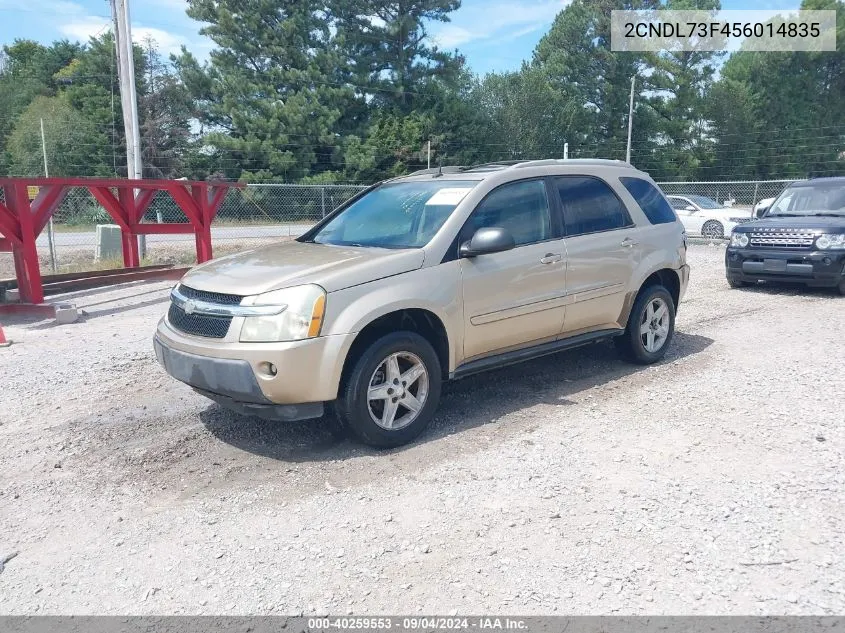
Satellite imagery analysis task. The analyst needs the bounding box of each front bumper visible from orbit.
[154,317,357,412]
[153,337,324,421]
[725,247,845,287]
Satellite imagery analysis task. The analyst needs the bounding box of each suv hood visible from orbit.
[179,241,426,296]
[737,215,845,231]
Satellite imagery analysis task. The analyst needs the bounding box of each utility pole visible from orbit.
[146,36,163,223]
[626,75,636,164]
[110,0,145,257]
[40,118,58,272]
[563,142,569,160]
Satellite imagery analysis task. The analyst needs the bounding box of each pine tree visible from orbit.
[180,0,357,181]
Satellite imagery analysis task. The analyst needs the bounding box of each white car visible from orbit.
[666,195,753,239]
[753,197,776,218]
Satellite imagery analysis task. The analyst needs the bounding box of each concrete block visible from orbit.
[5,288,20,302]
[96,224,123,261]
[54,303,79,324]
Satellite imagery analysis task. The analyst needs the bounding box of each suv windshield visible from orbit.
[687,195,721,209]
[767,182,845,217]
[310,181,478,248]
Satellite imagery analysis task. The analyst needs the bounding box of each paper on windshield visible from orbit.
[425,188,473,206]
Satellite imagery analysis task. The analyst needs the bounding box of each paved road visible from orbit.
[35,224,315,247]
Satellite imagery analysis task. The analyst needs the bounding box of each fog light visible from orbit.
[823,257,832,266]
[258,361,278,377]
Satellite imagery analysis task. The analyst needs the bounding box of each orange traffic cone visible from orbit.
[0,323,10,347]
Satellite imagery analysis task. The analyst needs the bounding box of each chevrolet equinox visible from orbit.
[154,159,690,447]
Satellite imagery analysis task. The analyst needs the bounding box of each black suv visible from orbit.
[726,177,845,295]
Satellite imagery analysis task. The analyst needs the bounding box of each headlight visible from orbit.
[816,234,845,250]
[730,232,749,247]
[240,284,326,342]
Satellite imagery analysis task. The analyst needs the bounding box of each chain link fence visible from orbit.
[0,184,369,279]
[657,180,795,210]
[0,179,798,280]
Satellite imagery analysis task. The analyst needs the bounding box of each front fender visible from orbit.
[321,262,464,373]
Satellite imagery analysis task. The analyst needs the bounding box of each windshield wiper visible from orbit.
[808,213,845,218]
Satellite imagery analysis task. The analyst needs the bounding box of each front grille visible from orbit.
[179,285,244,305]
[749,231,815,248]
[168,304,231,338]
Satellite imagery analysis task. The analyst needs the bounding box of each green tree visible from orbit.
[468,64,586,163]
[6,95,111,177]
[647,0,721,179]
[0,39,86,174]
[708,0,845,179]
[343,110,432,182]
[533,0,660,163]
[139,38,193,178]
[335,0,464,114]
[180,0,356,182]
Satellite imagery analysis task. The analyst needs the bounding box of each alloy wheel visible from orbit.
[367,352,430,430]
[640,297,671,353]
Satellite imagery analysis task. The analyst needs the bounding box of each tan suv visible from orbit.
[154,159,690,447]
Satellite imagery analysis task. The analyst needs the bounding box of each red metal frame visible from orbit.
[0,177,243,305]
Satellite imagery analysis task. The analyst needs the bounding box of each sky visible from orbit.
[0,0,805,77]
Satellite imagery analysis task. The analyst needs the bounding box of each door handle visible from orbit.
[621,238,638,248]
[540,253,562,264]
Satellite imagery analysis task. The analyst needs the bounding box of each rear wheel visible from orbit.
[616,285,675,365]
[702,220,725,239]
[335,331,442,448]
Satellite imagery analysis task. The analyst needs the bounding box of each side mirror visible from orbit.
[459,227,516,258]
[755,206,769,218]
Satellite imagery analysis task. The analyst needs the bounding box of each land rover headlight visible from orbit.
[816,234,845,250]
[730,232,749,247]
[240,284,326,342]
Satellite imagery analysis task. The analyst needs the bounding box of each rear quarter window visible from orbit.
[620,177,677,225]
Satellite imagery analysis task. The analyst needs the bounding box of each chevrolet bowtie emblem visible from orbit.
[183,300,197,315]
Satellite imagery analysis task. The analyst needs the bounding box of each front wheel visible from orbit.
[838,279,845,297]
[616,285,676,365]
[335,331,442,448]
[702,220,725,239]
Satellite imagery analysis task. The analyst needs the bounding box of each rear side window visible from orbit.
[555,176,631,236]
[622,177,678,224]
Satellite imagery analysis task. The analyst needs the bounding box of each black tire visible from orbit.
[616,285,676,365]
[335,331,442,448]
[702,220,725,239]
[838,279,845,297]
[727,276,749,289]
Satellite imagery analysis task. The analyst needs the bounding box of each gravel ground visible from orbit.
[1,244,843,615]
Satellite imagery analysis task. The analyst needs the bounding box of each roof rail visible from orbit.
[459,160,527,172]
[405,166,465,176]
[460,158,633,172]
[512,158,631,169]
